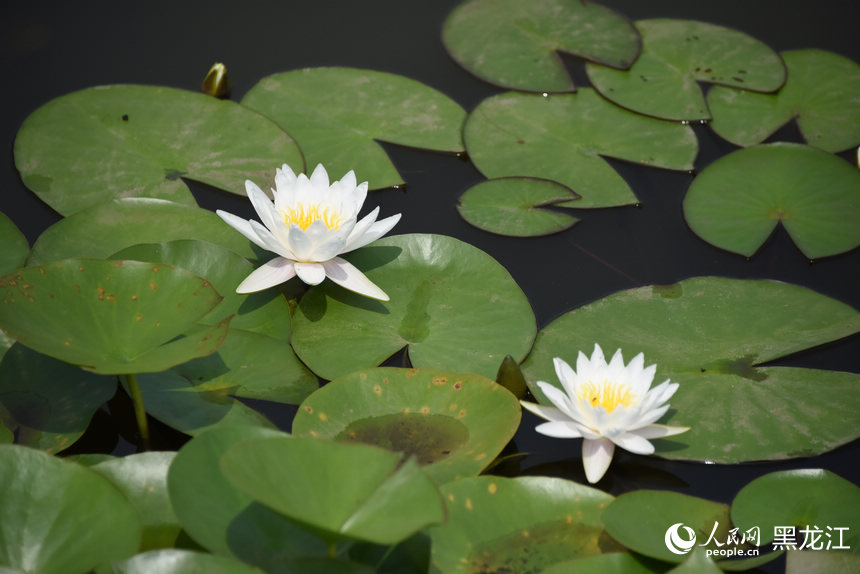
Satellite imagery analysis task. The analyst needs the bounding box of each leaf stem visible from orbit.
[125,374,151,450]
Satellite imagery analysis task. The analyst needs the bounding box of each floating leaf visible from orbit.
[541,552,663,574]
[683,143,860,258]
[111,549,263,574]
[731,469,860,552]
[242,67,466,189]
[521,277,860,463]
[0,421,12,445]
[0,343,115,453]
[13,84,302,216]
[221,436,446,545]
[463,89,697,208]
[587,19,786,121]
[92,452,180,551]
[668,548,722,573]
[457,177,580,236]
[0,259,228,374]
[292,368,520,484]
[441,0,640,92]
[786,549,860,573]
[0,445,140,574]
[708,49,860,152]
[0,213,28,277]
[291,234,536,381]
[428,476,617,574]
[28,198,257,266]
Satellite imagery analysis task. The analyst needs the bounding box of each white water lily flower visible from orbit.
[521,343,689,484]
[216,164,400,300]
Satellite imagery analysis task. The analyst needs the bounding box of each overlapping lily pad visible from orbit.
[13,84,302,216]
[428,476,617,573]
[27,199,257,266]
[521,276,860,463]
[111,549,263,574]
[0,213,28,277]
[0,258,228,374]
[292,368,520,484]
[683,143,860,258]
[291,234,536,381]
[220,436,446,545]
[0,445,140,574]
[587,19,786,121]
[441,0,640,92]
[708,49,860,152]
[463,89,697,208]
[242,67,466,189]
[456,177,580,237]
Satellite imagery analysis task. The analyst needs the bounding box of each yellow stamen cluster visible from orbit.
[577,380,634,413]
[282,203,343,230]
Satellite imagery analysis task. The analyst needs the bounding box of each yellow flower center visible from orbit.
[282,203,343,230]
[577,380,634,413]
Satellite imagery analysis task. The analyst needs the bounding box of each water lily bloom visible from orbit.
[216,164,400,300]
[521,343,689,483]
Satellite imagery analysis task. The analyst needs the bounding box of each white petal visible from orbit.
[631,424,690,439]
[245,180,278,231]
[294,262,326,285]
[630,403,670,429]
[322,257,389,301]
[536,382,574,413]
[582,437,615,483]
[215,210,268,251]
[535,421,584,438]
[590,343,606,367]
[552,356,578,398]
[339,170,357,193]
[627,352,645,379]
[611,432,655,455]
[519,400,569,422]
[248,220,292,258]
[309,164,330,188]
[342,212,401,253]
[235,258,296,293]
[287,225,315,261]
[274,164,298,206]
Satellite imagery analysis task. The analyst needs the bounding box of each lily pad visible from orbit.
[708,49,860,153]
[0,213,28,277]
[541,552,663,574]
[13,84,302,216]
[428,475,617,574]
[521,276,860,463]
[731,469,860,552]
[463,89,697,208]
[0,343,115,453]
[0,258,229,374]
[291,234,536,381]
[292,368,521,484]
[668,549,722,573]
[92,452,180,551]
[111,549,263,574]
[0,445,140,574]
[683,143,860,259]
[28,198,257,266]
[220,436,446,545]
[441,0,640,92]
[456,177,580,237]
[786,549,860,573]
[242,67,466,189]
[586,19,786,121]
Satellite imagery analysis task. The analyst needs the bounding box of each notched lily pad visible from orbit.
[442,0,640,92]
[708,49,860,153]
[457,177,580,237]
[13,84,302,216]
[0,213,28,277]
[242,67,466,189]
[463,89,697,208]
[292,368,521,484]
[587,19,786,121]
[683,143,860,259]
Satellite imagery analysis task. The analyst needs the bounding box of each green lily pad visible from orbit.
[587,18,786,121]
[463,89,697,208]
[441,0,640,93]
[291,234,536,381]
[0,213,28,277]
[0,444,140,574]
[731,469,860,552]
[683,143,860,259]
[0,421,12,444]
[0,259,229,374]
[428,476,617,573]
[167,426,329,567]
[292,368,521,484]
[92,452,180,551]
[786,549,860,573]
[0,343,115,453]
[28,198,257,266]
[521,277,860,463]
[541,552,663,574]
[242,67,466,190]
[111,549,264,574]
[456,177,580,237]
[708,49,860,153]
[668,548,722,573]
[13,84,302,216]
[221,436,445,545]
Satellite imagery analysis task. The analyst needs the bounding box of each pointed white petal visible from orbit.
[235,258,296,293]
[535,421,584,438]
[552,357,578,398]
[339,170,357,193]
[294,261,326,285]
[216,210,268,250]
[631,424,690,439]
[309,164,330,188]
[519,400,569,422]
[322,257,389,301]
[342,212,401,253]
[591,343,606,367]
[245,180,278,231]
[582,437,615,483]
[611,432,655,455]
[287,224,315,261]
[631,403,670,429]
[343,206,379,245]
